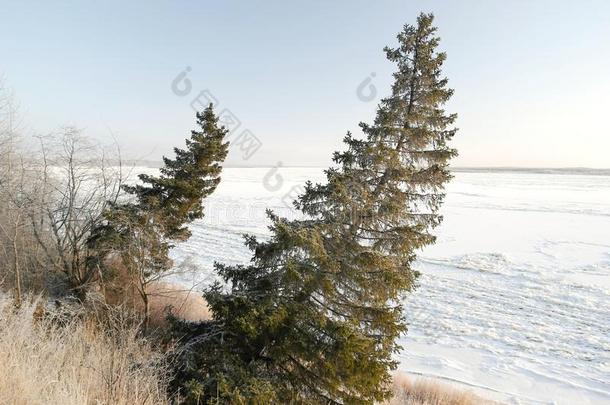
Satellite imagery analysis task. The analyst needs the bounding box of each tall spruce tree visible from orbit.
[88,105,229,328]
[173,13,457,404]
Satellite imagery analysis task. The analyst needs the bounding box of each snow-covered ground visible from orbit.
[161,167,610,405]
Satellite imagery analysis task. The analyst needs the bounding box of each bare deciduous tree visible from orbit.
[29,129,125,297]
[0,78,38,303]
[0,78,126,299]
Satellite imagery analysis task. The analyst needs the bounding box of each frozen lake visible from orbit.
[160,167,610,405]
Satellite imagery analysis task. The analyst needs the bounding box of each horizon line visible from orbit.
[120,160,610,172]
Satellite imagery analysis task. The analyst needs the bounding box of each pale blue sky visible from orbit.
[1,1,609,167]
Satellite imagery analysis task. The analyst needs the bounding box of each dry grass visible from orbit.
[0,295,170,405]
[386,373,495,405]
[101,255,210,330]
[0,292,495,405]
[147,282,211,329]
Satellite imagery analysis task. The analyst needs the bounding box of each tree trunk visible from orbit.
[12,218,21,306]
[142,291,150,332]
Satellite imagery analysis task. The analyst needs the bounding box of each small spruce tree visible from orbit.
[88,104,229,328]
[123,105,229,241]
[173,13,457,404]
